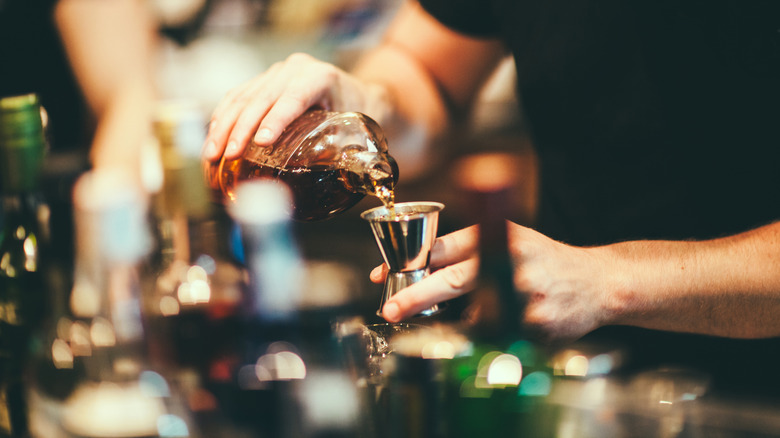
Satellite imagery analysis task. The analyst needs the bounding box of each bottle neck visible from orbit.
[0,93,47,194]
[1,190,45,225]
[70,237,149,386]
[464,181,525,344]
[68,171,152,382]
[0,191,48,278]
[339,149,398,197]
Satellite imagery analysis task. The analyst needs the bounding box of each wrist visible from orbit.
[589,244,642,327]
[361,81,397,128]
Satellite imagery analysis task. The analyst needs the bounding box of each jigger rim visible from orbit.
[360,201,445,222]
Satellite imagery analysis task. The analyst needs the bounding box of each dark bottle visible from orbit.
[28,170,194,438]
[213,109,399,221]
[0,93,50,438]
[218,180,360,438]
[443,153,553,438]
[144,101,245,437]
[145,101,244,373]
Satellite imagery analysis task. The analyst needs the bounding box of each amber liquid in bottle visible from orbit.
[221,159,396,222]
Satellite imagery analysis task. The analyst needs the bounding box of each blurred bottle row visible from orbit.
[0,92,557,438]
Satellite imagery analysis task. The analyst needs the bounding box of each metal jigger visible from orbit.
[361,201,445,317]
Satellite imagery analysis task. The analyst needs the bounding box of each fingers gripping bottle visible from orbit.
[214,110,399,221]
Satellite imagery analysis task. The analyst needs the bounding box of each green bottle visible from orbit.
[0,93,49,437]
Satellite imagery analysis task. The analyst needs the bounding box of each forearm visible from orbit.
[598,221,780,338]
[352,44,449,142]
[351,1,505,178]
[55,0,157,179]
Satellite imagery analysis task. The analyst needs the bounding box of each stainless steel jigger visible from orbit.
[361,201,445,317]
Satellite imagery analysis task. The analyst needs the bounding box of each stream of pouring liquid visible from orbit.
[375,185,396,219]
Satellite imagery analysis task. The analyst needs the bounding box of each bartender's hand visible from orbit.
[201,52,392,163]
[373,222,614,344]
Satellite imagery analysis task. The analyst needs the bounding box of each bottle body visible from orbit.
[0,93,49,438]
[25,170,198,438]
[143,101,246,437]
[214,110,398,221]
[443,153,554,438]
[208,180,360,437]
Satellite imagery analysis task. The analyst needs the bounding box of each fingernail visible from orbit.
[226,140,239,156]
[203,140,217,158]
[382,301,400,322]
[254,128,274,144]
[370,266,382,279]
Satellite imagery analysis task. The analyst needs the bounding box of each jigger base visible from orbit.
[377,269,444,318]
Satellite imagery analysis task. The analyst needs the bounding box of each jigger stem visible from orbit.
[379,268,442,317]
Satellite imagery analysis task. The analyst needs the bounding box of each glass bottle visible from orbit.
[53,170,194,438]
[213,109,399,221]
[0,93,49,437]
[145,100,244,371]
[443,153,554,438]
[215,180,360,438]
[143,101,245,436]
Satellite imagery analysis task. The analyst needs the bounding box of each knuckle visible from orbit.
[513,270,534,293]
[441,265,469,290]
[277,93,309,112]
[286,52,315,65]
[319,63,340,81]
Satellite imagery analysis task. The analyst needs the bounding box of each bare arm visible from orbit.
[596,221,780,338]
[55,0,157,181]
[379,221,780,342]
[351,1,506,137]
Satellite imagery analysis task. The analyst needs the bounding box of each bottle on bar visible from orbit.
[218,180,360,438]
[444,153,553,438]
[143,100,245,436]
[211,109,399,221]
[0,93,50,438]
[48,170,195,438]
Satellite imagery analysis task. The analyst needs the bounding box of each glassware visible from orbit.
[144,101,246,436]
[211,180,361,437]
[43,170,195,438]
[0,93,49,437]
[442,153,553,438]
[145,100,244,373]
[382,324,469,438]
[336,321,468,438]
[361,201,445,318]
[212,109,398,221]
